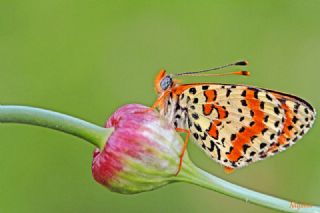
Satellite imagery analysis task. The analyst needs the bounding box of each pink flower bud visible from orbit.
[92,104,185,194]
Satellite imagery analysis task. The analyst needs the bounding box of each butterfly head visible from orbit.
[154,69,174,94]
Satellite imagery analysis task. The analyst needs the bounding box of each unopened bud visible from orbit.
[92,104,186,194]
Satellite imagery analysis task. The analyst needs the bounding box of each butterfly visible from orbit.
[152,60,316,175]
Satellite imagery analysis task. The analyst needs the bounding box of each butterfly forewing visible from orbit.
[175,84,316,169]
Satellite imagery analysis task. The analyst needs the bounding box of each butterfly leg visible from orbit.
[175,128,190,176]
[150,97,161,110]
[136,97,162,114]
[140,91,171,114]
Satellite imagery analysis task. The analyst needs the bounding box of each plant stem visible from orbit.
[179,162,320,213]
[0,105,112,149]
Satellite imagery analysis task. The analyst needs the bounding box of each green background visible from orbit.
[0,1,319,212]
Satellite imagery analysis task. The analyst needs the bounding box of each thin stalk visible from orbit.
[178,162,320,213]
[0,105,112,149]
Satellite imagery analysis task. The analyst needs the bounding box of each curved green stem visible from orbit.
[0,105,112,149]
[178,161,320,213]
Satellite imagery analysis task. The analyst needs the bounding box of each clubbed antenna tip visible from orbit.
[235,60,249,66]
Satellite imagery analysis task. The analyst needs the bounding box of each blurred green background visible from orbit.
[0,0,319,212]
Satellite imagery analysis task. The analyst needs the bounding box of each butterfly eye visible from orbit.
[160,76,173,90]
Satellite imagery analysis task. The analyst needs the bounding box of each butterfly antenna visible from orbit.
[181,70,250,77]
[174,60,249,76]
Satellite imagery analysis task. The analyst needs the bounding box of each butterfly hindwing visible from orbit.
[177,84,315,169]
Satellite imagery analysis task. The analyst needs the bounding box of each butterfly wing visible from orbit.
[176,84,316,169]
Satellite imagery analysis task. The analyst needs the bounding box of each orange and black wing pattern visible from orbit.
[176,84,316,169]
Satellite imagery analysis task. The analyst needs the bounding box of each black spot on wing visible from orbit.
[270,134,275,140]
[189,88,197,94]
[241,90,246,97]
[193,133,199,140]
[207,140,215,152]
[202,85,209,90]
[194,123,202,132]
[250,135,258,142]
[216,145,221,160]
[262,128,268,135]
[274,107,280,115]
[243,144,250,154]
[192,113,199,119]
[241,100,247,106]
[193,98,199,104]
[266,93,273,101]
[226,89,232,97]
[260,143,267,149]
[250,110,254,117]
[207,141,221,160]
[200,133,208,140]
[250,151,256,157]
[230,134,236,141]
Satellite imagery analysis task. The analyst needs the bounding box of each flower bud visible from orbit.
[92,104,185,194]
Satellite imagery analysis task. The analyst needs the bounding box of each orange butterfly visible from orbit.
[152,60,316,175]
